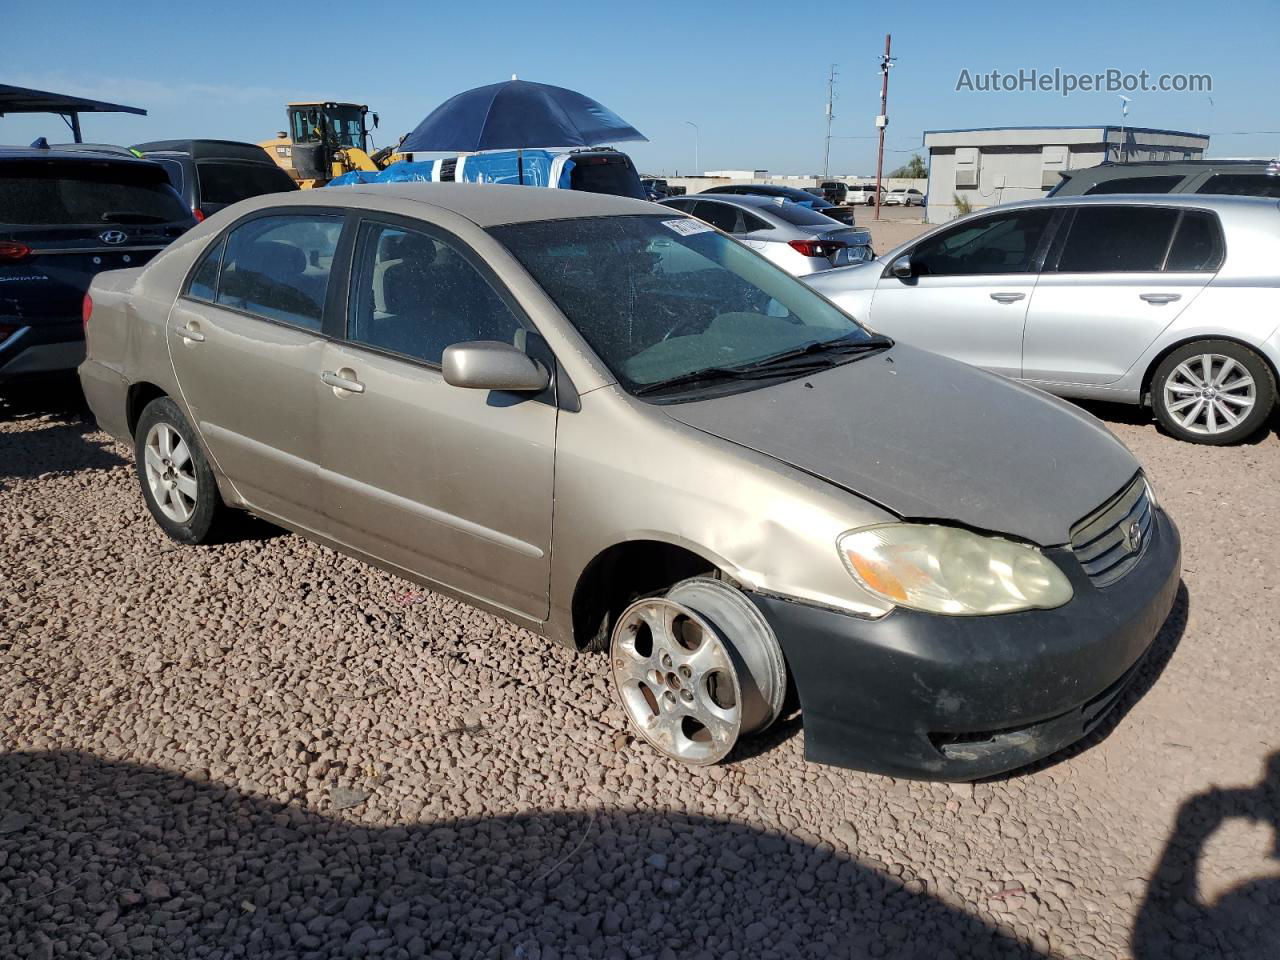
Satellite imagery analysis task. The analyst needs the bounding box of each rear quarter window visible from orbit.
[196,161,298,206]
[1195,173,1280,199]
[1082,176,1184,196]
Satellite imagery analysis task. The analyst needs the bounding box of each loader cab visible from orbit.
[288,102,373,153]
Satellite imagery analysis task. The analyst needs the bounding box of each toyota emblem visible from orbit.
[99,230,128,245]
[1124,520,1144,552]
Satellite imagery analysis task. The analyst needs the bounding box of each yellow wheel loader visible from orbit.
[260,102,402,189]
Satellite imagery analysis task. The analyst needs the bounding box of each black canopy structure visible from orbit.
[0,83,147,143]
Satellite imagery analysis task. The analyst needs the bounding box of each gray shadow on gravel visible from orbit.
[0,750,1050,960]
[980,582,1190,784]
[0,379,126,490]
[1133,752,1280,960]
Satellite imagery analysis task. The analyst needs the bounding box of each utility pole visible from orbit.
[823,64,838,179]
[873,34,894,222]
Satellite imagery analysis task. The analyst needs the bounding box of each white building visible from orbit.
[922,125,1210,222]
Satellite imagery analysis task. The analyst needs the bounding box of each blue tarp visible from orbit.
[328,159,437,187]
[326,151,578,189]
[456,150,574,188]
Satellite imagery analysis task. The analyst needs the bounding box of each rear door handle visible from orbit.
[321,369,365,394]
[175,325,205,342]
[1140,293,1182,305]
[990,292,1026,304]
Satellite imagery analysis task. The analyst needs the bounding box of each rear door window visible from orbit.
[1165,210,1226,271]
[0,159,191,226]
[689,200,743,233]
[1195,173,1280,199]
[215,214,342,330]
[1082,176,1182,195]
[1055,207,1179,272]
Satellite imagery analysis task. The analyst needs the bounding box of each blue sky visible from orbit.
[5,0,1277,175]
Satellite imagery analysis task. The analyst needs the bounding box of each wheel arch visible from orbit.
[126,381,170,437]
[569,539,725,652]
[1141,333,1280,405]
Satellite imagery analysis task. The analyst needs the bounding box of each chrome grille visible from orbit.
[1070,475,1154,587]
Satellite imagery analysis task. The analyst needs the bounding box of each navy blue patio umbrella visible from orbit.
[399,78,646,183]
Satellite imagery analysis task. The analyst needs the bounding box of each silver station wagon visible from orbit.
[806,194,1280,445]
[80,184,1181,780]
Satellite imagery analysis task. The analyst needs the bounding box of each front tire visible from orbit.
[609,577,787,765]
[134,397,228,544]
[1151,340,1275,445]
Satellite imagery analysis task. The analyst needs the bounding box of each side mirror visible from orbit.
[372,113,380,129]
[890,255,914,279]
[442,341,550,393]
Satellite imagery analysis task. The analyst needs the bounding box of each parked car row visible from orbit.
[806,193,1280,445]
[0,139,296,384]
[78,183,1181,780]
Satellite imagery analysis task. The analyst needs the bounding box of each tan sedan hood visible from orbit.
[662,343,1140,547]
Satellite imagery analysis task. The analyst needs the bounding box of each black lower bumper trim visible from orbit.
[750,508,1181,781]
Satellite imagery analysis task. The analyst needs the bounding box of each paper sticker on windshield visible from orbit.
[662,218,713,237]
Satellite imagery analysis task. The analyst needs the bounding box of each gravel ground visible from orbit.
[1,380,1277,960]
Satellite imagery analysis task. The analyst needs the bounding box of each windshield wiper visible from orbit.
[740,333,893,371]
[632,364,799,396]
[633,334,894,397]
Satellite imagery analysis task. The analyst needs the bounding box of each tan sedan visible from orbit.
[79,184,1180,779]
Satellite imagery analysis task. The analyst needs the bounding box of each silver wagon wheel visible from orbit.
[1162,353,1257,436]
[610,578,786,765]
[143,422,199,523]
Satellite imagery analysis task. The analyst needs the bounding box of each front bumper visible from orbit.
[0,321,84,383]
[751,507,1181,781]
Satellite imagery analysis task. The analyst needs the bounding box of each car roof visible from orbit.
[284,181,659,227]
[0,146,160,167]
[679,192,795,210]
[707,183,823,197]
[133,139,277,163]
[990,193,1280,213]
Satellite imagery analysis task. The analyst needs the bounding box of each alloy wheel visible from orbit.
[143,422,198,523]
[611,579,786,765]
[1162,353,1256,436]
[612,597,743,764]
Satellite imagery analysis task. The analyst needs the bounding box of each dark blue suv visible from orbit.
[0,148,195,383]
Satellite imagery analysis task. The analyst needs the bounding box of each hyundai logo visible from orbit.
[1124,520,1144,553]
[99,230,128,245]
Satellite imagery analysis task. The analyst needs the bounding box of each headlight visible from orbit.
[838,524,1073,616]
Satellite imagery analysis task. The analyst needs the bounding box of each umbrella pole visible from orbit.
[518,148,524,185]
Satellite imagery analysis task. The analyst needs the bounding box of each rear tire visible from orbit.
[1151,340,1275,445]
[134,397,228,544]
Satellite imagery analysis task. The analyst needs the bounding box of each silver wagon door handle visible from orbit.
[175,323,205,342]
[321,369,365,394]
[1140,293,1182,305]
[989,292,1026,304]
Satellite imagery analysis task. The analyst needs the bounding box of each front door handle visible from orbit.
[1140,293,1182,305]
[990,292,1026,304]
[175,324,205,342]
[321,369,365,394]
